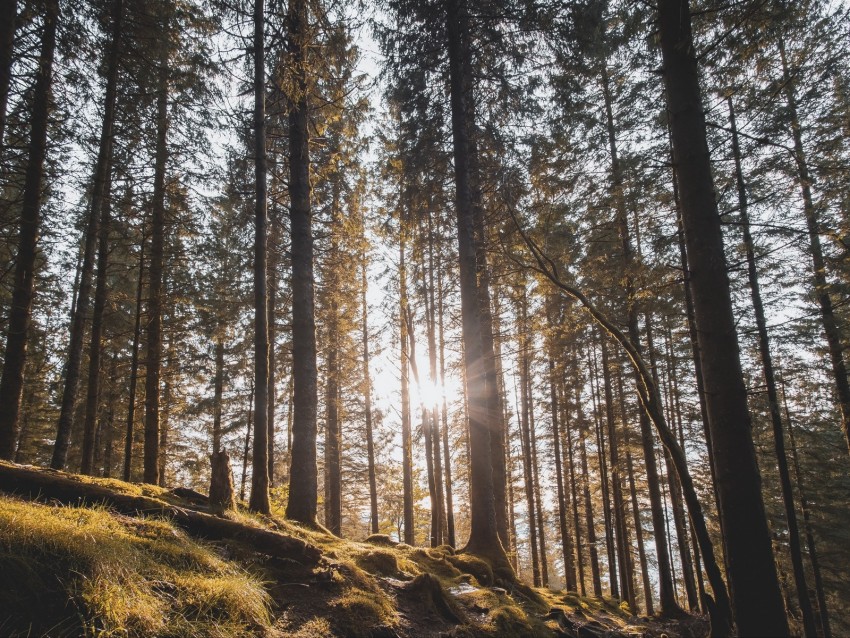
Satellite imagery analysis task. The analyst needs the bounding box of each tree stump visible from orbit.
[209,450,235,513]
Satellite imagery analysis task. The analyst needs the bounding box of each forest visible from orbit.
[0,0,849,636]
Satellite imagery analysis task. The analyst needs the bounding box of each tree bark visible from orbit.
[0,0,59,460]
[212,336,225,455]
[399,229,415,544]
[549,356,576,591]
[143,34,169,485]
[123,237,144,482]
[517,287,540,585]
[658,1,788,633]
[362,254,379,535]
[445,0,510,574]
[284,0,318,524]
[561,379,586,596]
[80,156,114,475]
[437,254,456,547]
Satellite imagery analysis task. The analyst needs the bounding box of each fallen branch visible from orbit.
[0,462,322,564]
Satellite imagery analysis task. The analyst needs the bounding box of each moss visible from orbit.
[364,534,397,547]
[330,589,393,637]
[0,495,271,638]
[354,549,400,577]
[447,554,494,586]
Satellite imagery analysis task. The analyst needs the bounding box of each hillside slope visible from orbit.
[0,462,707,638]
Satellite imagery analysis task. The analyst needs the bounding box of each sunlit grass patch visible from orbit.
[0,495,271,637]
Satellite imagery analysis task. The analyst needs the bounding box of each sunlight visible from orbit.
[409,375,462,410]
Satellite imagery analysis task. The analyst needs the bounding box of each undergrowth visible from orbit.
[0,495,270,637]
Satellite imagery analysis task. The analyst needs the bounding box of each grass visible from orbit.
[0,495,271,637]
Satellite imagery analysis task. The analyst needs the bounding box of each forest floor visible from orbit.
[0,462,708,638]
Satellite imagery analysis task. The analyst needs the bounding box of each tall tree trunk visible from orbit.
[437,256,456,547]
[51,0,122,470]
[601,338,635,609]
[158,368,171,487]
[362,255,379,535]
[617,365,652,615]
[658,1,788,633]
[518,289,541,585]
[781,377,831,638]
[493,288,514,556]
[80,159,114,475]
[407,307,441,547]
[240,380,254,502]
[549,356,576,591]
[123,237,144,481]
[529,380,549,586]
[778,39,850,456]
[101,351,117,478]
[445,0,509,572]
[729,97,816,636]
[0,0,16,149]
[212,336,224,454]
[0,0,59,460]
[143,37,169,485]
[590,338,619,599]
[578,403,602,597]
[324,303,341,536]
[267,204,280,487]
[399,230,415,544]
[284,0,318,524]
[249,0,270,514]
[425,211,447,545]
[562,379,586,596]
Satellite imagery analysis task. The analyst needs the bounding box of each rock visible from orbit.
[365,534,398,547]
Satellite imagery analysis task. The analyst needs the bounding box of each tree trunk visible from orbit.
[445,0,510,574]
[529,379,549,587]
[143,37,169,486]
[549,356,576,591]
[437,256,456,547]
[0,0,59,460]
[52,0,122,471]
[248,0,270,515]
[658,1,788,633]
[578,406,602,597]
[240,380,254,502]
[562,379,586,596]
[617,365,652,615]
[399,230,415,544]
[601,339,635,610]
[284,0,318,524]
[778,39,850,456]
[80,156,114,475]
[324,301,341,536]
[267,204,279,487]
[590,339,618,599]
[212,336,224,455]
[782,377,831,638]
[518,288,541,585]
[123,237,144,482]
[729,96,816,636]
[362,255,379,535]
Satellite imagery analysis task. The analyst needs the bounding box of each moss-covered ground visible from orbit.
[0,467,708,637]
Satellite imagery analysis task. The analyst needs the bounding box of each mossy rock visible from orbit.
[435,543,456,555]
[447,554,494,586]
[365,534,397,547]
[355,549,400,577]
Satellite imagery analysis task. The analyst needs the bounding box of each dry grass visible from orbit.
[0,495,271,637]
